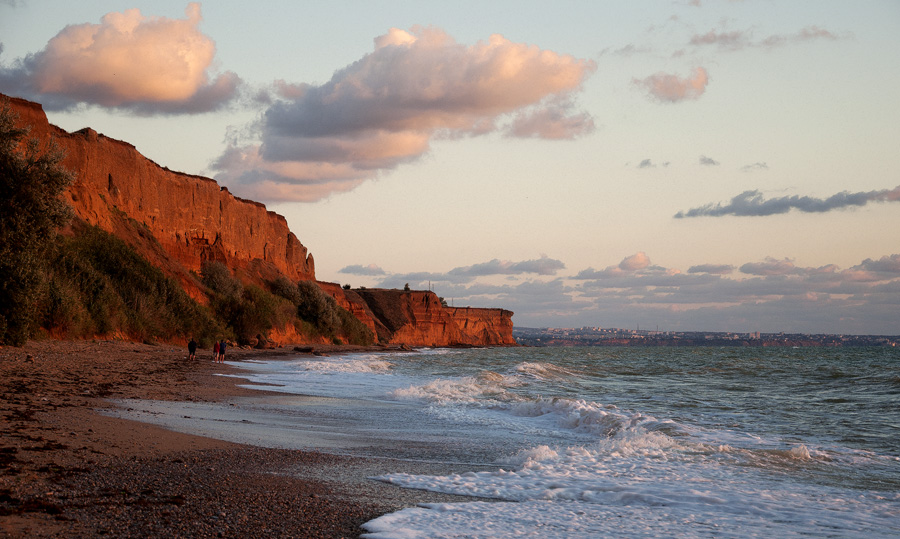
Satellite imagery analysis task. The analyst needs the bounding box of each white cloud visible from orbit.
[0,3,240,113]
[214,26,596,202]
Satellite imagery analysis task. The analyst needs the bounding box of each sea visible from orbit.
[114,345,900,538]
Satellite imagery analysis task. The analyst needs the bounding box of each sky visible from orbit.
[2,0,899,334]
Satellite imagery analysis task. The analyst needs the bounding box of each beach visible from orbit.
[4,341,898,538]
[0,340,479,538]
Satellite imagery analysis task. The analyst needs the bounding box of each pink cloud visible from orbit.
[633,67,709,103]
[620,252,651,271]
[574,252,655,279]
[1,3,239,113]
[507,99,595,140]
[215,26,596,202]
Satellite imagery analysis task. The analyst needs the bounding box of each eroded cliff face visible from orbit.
[7,95,315,287]
[6,93,515,347]
[352,289,516,347]
[449,306,517,346]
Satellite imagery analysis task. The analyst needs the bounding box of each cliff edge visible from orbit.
[7,95,315,292]
[5,93,515,347]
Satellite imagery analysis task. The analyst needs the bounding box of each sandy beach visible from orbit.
[0,340,480,538]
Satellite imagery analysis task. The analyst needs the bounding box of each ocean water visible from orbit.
[222,345,900,538]
[108,346,900,537]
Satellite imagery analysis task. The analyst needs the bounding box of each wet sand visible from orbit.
[0,340,482,538]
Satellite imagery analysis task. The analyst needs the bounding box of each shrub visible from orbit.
[269,276,303,305]
[201,261,243,299]
[0,99,74,345]
[294,280,373,345]
[42,224,224,344]
[202,262,298,345]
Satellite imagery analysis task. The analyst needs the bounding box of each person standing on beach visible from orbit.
[213,340,220,362]
[219,339,227,363]
[187,337,197,361]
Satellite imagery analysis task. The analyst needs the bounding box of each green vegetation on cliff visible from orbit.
[44,223,224,345]
[0,99,73,345]
[0,100,373,347]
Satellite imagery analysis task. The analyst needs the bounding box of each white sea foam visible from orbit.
[226,353,404,400]
[361,496,899,539]
[507,397,683,438]
[222,350,900,538]
[369,430,900,538]
[390,372,522,405]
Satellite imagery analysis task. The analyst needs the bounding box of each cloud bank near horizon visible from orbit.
[346,252,900,334]
[212,26,596,202]
[0,3,240,114]
[675,185,900,218]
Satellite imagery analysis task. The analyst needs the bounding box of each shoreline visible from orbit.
[0,340,485,538]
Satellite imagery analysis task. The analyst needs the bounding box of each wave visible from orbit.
[390,371,523,405]
[508,397,684,439]
[513,361,580,381]
[287,355,394,374]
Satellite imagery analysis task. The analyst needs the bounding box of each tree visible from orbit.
[0,99,74,345]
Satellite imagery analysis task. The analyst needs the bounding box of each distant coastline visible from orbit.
[514,326,899,347]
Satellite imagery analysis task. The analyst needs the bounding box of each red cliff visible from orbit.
[351,289,516,347]
[6,95,315,289]
[5,93,515,347]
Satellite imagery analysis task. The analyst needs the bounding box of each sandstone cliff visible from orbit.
[5,93,515,347]
[7,95,315,294]
[351,289,516,347]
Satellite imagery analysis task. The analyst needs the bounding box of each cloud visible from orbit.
[633,67,709,103]
[347,255,567,290]
[598,44,652,57]
[741,162,768,172]
[674,185,900,218]
[450,256,566,277]
[689,25,843,52]
[760,26,841,48]
[619,252,651,271]
[699,155,719,166]
[339,264,387,276]
[688,263,735,275]
[343,251,900,334]
[739,257,803,276]
[636,158,670,169]
[0,3,239,113]
[845,254,900,283]
[574,252,661,280]
[689,29,750,50]
[561,252,900,333]
[857,254,900,274]
[214,26,596,202]
[507,98,595,139]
